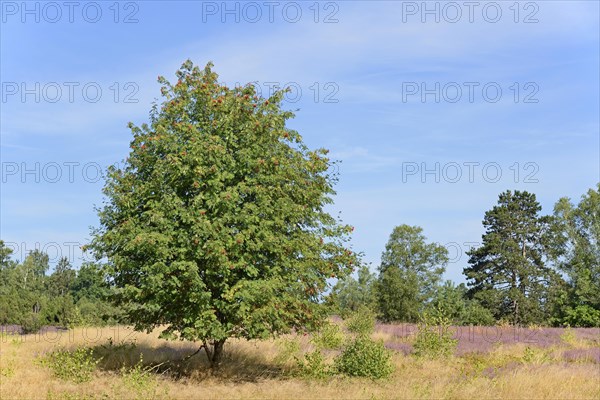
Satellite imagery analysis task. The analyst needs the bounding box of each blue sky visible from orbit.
[1,1,599,282]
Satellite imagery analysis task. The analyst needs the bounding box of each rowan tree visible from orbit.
[89,61,357,367]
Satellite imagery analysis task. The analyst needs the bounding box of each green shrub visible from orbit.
[21,312,43,334]
[413,311,457,359]
[460,300,496,326]
[75,297,123,326]
[345,306,376,336]
[312,322,344,350]
[295,349,332,379]
[41,347,100,383]
[427,282,496,326]
[562,305,600,328]
[334,336,394,379]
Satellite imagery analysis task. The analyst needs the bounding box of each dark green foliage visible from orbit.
[459,301,496,326]
[71,262,107,302]
[329,264,377,317]
[89,61,357,367]
[377,266,420,322]
[70,262,122,326]
[377,225,448,322]
[21,312,43,334]
[44,257,77,325]
[551,184,600,327]
[334,336,394,379]
[0,241,15,269]
[428,281,495,326]
[47,257,76,297]
[561,305,600,328]
[464,191,559,325]
[0,246,50,326]
[74,297,123,327]
[0,241,120,331]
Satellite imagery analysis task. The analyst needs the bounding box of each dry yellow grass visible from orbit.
[0,325,598,400]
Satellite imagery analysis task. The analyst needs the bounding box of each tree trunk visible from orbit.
[204,339,226,369]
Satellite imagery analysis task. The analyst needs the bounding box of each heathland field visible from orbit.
[1,322,598,400]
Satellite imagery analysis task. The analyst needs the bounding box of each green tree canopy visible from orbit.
[89,61,357,367]
[428,281,495,326]
[71,262,108,302]
[47,257,76,297]
[377,225,448,322]
[0,240,16,270]
[330,264,377,316]
[551,184,600,326]
[19,249,50,313]
[464,190,559,325]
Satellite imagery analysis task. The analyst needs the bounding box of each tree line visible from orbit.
[331,185,600,327]
[0,248,121,332]
[1,62,597,368]
[2,184,597,332]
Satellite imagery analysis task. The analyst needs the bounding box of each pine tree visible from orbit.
[464,190,558,325]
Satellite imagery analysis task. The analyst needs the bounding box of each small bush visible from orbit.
[460,301,496,326]
[41,347,100,383]
[21,313,43,334]
[345,306,376,336]
[295,349,332,379]
[562,305,600,328]
[413,311,457,359]
[334,336,394,379]
[312,322,344,350]
[521,346,553,364]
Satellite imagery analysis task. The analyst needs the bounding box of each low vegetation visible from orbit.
[412,311,458,359]
[39,347,99,383]
[1,322,598,400]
